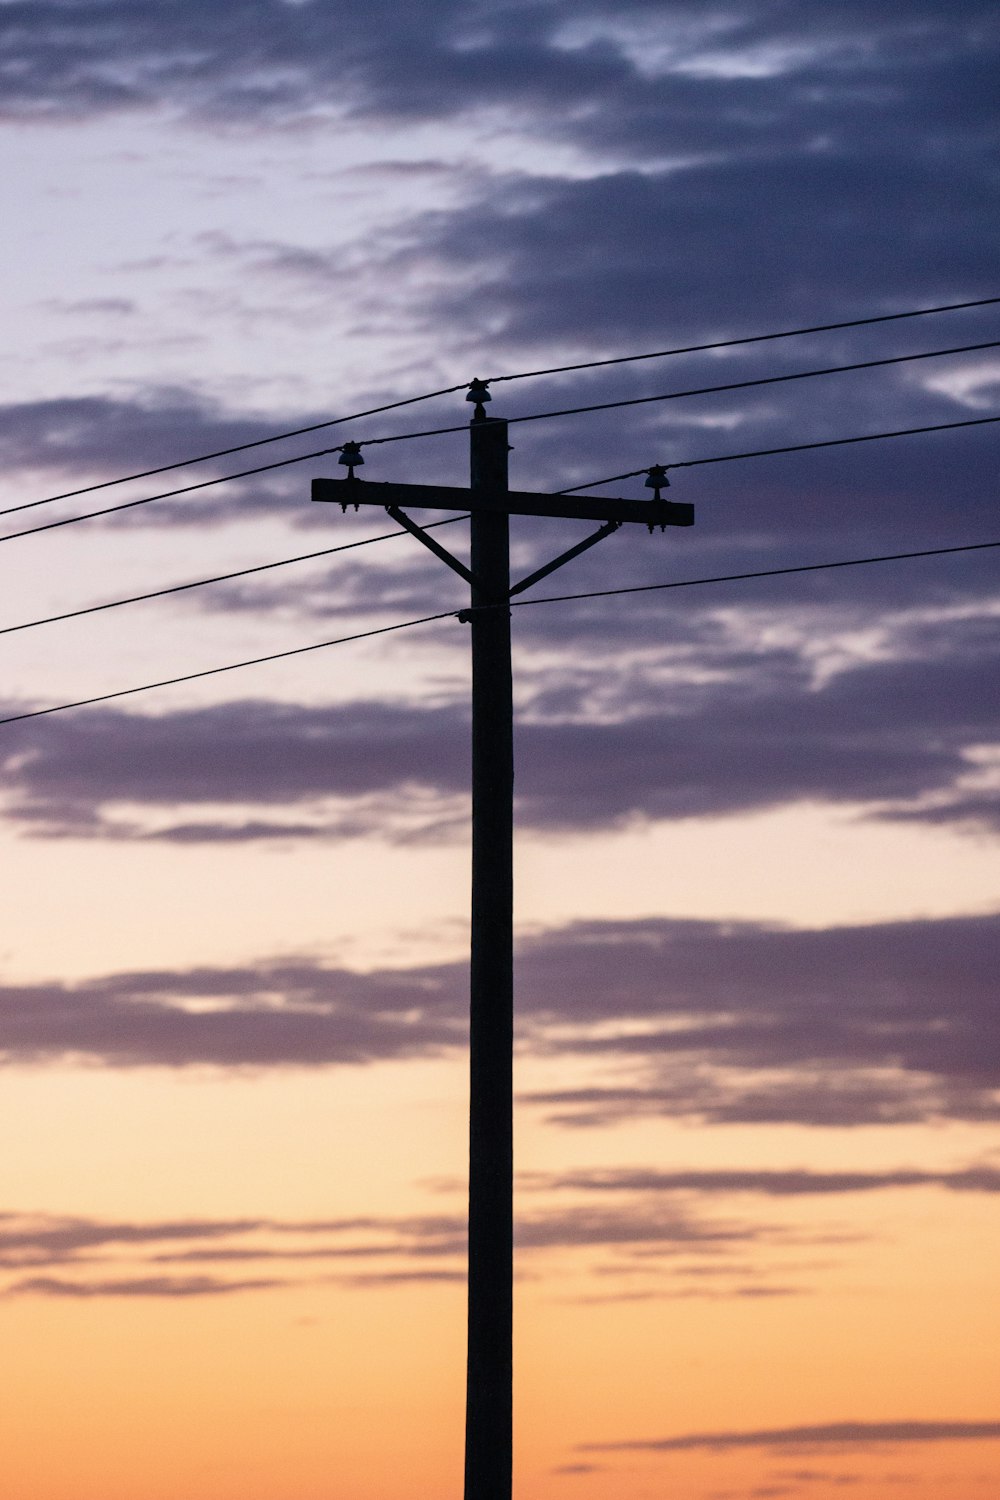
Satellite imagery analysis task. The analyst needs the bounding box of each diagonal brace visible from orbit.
[386,505,480,588]
[508,520,622,599]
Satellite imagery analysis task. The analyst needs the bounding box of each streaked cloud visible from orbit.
[1,912,998,1129]
[3,597,998,843]
[6,1273,283,1298]
[583,1420,1000,1453]
[0,1197,783,1299]
[531,1166,1000,1197]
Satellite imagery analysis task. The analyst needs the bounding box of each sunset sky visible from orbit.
[1,3,999,1498]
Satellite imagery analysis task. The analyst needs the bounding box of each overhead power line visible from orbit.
[558,414,1000,494]
[10,295,998,522]
[489,338,1000,433]
[2,383,468,519]
[488,294,1000,385]
[5,341,997,546]
[0,441,351,544]
[1,537,995,727]
[0,412,993,618]
[0,613,456,725]
[333,340,1000,451]
[0,516,467,639]
[503,538,1000,611]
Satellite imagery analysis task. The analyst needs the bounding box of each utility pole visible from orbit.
[311,382,693,1500]
[465,410,514,1500]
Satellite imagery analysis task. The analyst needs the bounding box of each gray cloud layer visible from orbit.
[2,0,996,718]
[2,1,996,141]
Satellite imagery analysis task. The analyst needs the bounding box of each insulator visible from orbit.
[466,378,492,405]
[339,441,365,469]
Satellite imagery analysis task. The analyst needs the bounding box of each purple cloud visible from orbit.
[3,605,998,844]
[0,911,998,1129]
[583,1420,1000,1453]
[7,1274,282,1298]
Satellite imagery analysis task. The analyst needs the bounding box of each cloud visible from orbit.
[0,1197,780,1300]
[404,149,998,359]
[0,1208,471,1296]
[515,911,1000,1127]
[1,1,995,143]
[1,910,998,1129]
[327,1268,465,1287]
[1,1,995,565]
[532,1166,1000,1197]
[3,3,996,430]
[0,390,279,484]
[0,956,467,1068]
[515,1205,758,1253]
[0,699,468,843]
[583,1420,1000,1453]
[3,596,999,844]
[6,1274,282,1298]
[0,1211,268,1260]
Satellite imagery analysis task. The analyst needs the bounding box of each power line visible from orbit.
[2,383,468,519]
[0,516,467,640]
[0,394,992,570]
[558,414,1000,494]
[0,440,350,544]
[493,339,1000,433]
[502,538,1000,612]
[10,296,998,524]
[1,410,993,636]
[342,340,1000,452]
[2,537,994,727]
[488,295,1000,385]
[4,343,996,548]
[0,612,455,725]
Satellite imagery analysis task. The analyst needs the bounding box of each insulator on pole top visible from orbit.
[644,464,670,499]
[466,378,492,419]
[338,441,364,475]
[337,441,364,508]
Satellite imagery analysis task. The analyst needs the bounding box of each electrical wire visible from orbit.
[1,383,468,519]
[0,412,994,631]
[558,414,1000,494]
[0,441,350,544]
[488,295,1000,385]
[1,537,995,727]
[12,295,998,522]
[4,340,996,545]
[493,338,1000,433]
[0,516,467,640]
[502,538,1000,612]
[0,612,456,725]
[339,339,1000,451]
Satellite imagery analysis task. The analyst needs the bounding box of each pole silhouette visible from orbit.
[464,412,514,1500]
[311,385,693,1498]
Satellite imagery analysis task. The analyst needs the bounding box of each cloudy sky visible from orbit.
[1,3,999,1498]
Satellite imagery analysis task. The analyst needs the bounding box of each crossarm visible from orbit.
[313,477,693,528]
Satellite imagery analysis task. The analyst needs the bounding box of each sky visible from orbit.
[0,2,999,1497]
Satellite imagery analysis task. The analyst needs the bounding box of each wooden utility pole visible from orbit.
[311,384,693,1500]
[465,411,513,1500]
